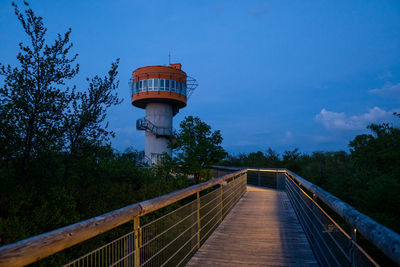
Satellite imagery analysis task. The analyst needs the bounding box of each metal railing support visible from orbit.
[276,172,285,190]
[134,217,140,267]
[351,227,358,267]
[220,184,223,222]
[196,192,201,249]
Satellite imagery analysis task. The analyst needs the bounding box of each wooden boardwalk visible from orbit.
[186,185,319,266]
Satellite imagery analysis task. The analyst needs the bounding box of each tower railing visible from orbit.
[136,117,173,137]
[1,168,399,266]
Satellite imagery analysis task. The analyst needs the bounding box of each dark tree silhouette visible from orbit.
[0,2,121,183]
[0,2,78,182]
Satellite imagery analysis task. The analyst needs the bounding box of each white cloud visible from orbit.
[280,130,294,145]
[369,83,400,98]
[315,107,392,131]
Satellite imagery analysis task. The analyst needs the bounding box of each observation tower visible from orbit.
[131,63,198,166]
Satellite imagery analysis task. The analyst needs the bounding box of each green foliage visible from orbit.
[171,116,227,183]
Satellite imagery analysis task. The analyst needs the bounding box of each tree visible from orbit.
[348,115,400,231]
[265,148,280,164]
[62,60,121,181]
[0,2,78,181]
[0,2,121,183]
[171,116,227,183]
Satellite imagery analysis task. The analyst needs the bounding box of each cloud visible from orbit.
[369,83,400,99]
[315,107,393,131]
[249,4,269,18]
[282,130,293,144]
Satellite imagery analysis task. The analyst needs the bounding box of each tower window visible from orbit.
[160,79,165,90]
[165,80,170,91]
[154,79,159,90]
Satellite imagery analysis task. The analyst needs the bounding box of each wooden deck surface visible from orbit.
[186,185,319,266]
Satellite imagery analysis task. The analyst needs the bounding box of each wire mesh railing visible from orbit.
[63,231,135,267]
[284,173,378,267]
[2,167,399,266]
[62,172,247,267]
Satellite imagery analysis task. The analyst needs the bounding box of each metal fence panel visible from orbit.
[64,173,247,267]
[285,175,378,267]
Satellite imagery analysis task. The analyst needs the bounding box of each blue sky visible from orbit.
[1,0,400,155]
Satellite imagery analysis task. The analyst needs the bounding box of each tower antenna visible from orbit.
[168,52,171,65]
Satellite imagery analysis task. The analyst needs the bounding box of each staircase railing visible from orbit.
[136,118,173,137]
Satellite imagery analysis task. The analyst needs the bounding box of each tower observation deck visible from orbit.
[131,63,197,165]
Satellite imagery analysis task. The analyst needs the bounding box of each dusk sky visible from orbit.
[1,0,400,155]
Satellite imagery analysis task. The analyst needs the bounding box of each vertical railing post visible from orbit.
[134,216,140,267]
[124,236,128,267]
[350,227,357,266]
[257,172,261,186]
[196,192,201,249]
[244,172,247,194]
[276,172,285,190]
[220,183,223,221]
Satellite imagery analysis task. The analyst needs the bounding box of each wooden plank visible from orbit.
[186,185,319,266]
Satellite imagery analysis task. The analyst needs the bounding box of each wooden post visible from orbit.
[134,217,140,267]
[197,192,201,249]
[257,172,261,186]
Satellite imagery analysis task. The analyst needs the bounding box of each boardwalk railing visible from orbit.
[215,166,400,266]
[0,170,247,267]
[1,168,399,266]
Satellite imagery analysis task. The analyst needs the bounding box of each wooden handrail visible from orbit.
[0,169,247,267]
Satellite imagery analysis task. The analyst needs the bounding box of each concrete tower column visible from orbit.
[145,103,173,164]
